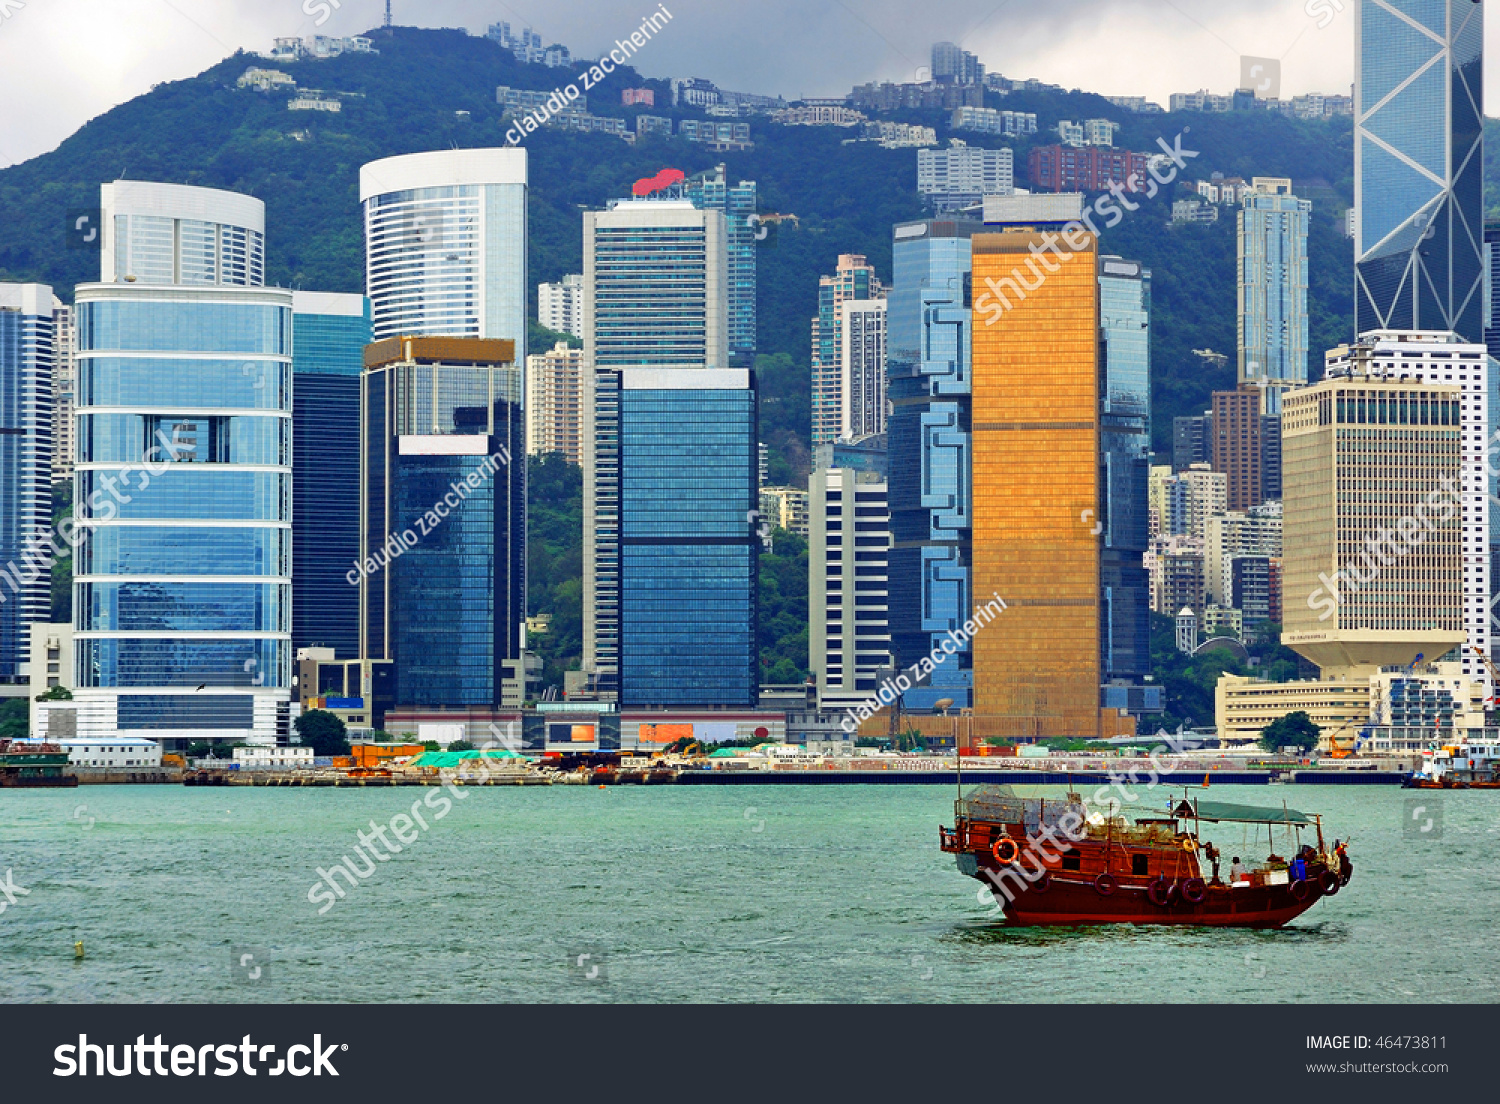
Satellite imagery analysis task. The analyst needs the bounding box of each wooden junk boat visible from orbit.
[940,785,1351,927]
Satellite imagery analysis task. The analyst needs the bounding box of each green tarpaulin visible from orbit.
[1173,799,1311,825]
[408,749,524,769]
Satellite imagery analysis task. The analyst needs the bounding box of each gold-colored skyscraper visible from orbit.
[970,229,1122,737]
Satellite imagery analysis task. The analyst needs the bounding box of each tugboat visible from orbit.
[0,739,78,788]
[939,785,1350,927]
[1405,738,1500,789]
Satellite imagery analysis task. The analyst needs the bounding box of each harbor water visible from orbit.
[1,783,1495,1003]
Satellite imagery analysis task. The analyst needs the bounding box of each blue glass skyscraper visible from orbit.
[887,219,977,711]
[73,182,292,746]
[1098,256,1152,688]
[291,292,370,661]
[683,164,757,364]
[618,370,757,706]
[0,284,55,684]
[1355,0,1484,341]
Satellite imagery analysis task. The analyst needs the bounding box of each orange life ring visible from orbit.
[992,837,1020,864]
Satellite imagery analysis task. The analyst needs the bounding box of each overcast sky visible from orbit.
[0,0,1478,169]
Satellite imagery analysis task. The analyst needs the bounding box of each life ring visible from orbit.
[1093,872,1117,897]
[992,837,1020,864]
[1181,877,1207,904]
[1147,876,1175,907]
[1319,869,1340,896]
[1180,837,1198,852]
[1289,878,1310,901]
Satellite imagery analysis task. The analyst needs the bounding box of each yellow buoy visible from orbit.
[74,941,84,959]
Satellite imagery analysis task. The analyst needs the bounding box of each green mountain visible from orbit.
[0,24,1409,469]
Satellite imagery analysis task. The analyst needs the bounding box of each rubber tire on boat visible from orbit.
[1181,877,1207,904]
[1093,872,1117,897]
[1147,876,1175,907]
[1338,867,1352,888]
[1029,871,1051,893]
[1320,870,1340,896]
[992,837,1020,864]
[1289,878,1310,901]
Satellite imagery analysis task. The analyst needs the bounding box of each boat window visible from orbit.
[1131,854,1149,876]
[1061,849,1081,871]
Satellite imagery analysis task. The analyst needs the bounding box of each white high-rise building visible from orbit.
[538,274,583,338]
[100,180,265,286]
[840,299,887,440]
[51,297,75,482]
[916,146,1014,209]
[1323,331,1492,695]
[526,340,584,464]
[1238,177,1310,414]
[359,148,528,357]
[809,448,890,712]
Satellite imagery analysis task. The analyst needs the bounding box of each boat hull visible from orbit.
[964,857,1331,927]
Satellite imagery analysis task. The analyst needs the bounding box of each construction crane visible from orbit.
[1469,645,1500,721]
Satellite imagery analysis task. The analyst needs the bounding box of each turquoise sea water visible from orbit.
[0,783,1495,1003]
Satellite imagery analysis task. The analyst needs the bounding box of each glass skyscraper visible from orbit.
[359,148,528,358]
[291,291,370,660]
[617,370,757,707]
[1355,0,1484,342]
[887,219,976,711]
[582,198,734,696]
[683,164,757,364]
[101,180,266,287]
[1098,256,1152,687]
[0,284,55,684]
[360,337,525,709]
[1237,178,1310,413]
[73,281,294,743]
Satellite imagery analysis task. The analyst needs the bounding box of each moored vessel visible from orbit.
[1404,738,1500,788]
[0,739,79,788]
[940,785,1350,927]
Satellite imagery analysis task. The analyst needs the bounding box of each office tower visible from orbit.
[1282,358,1467,677]
[360,336,525,708]
[100,180,265,286]
[683,164,757,363]
[810,436,890,711]
[538,274,584,338]
[969,228,1119,737]
[0,284,54,683]
[291,291,371,660]
[74,182,291,744]
[931,41,983,85]
[359,148,528,357]
[1354,0,1483,341]
[1098,256,1152,686]
[1314,332,1491,692]
[616,369,757,706]
[1237,178,1310,413]
[1172,412,1211,471]
[887,218,978,711]
[1486,222,1500,645]
[582,198,748,701]
[810,254,884,444]
[917,147,1014,211]
[526,340,584,464]
[51,298,75,482]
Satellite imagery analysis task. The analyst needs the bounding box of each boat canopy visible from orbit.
[1173,798,1310,825]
